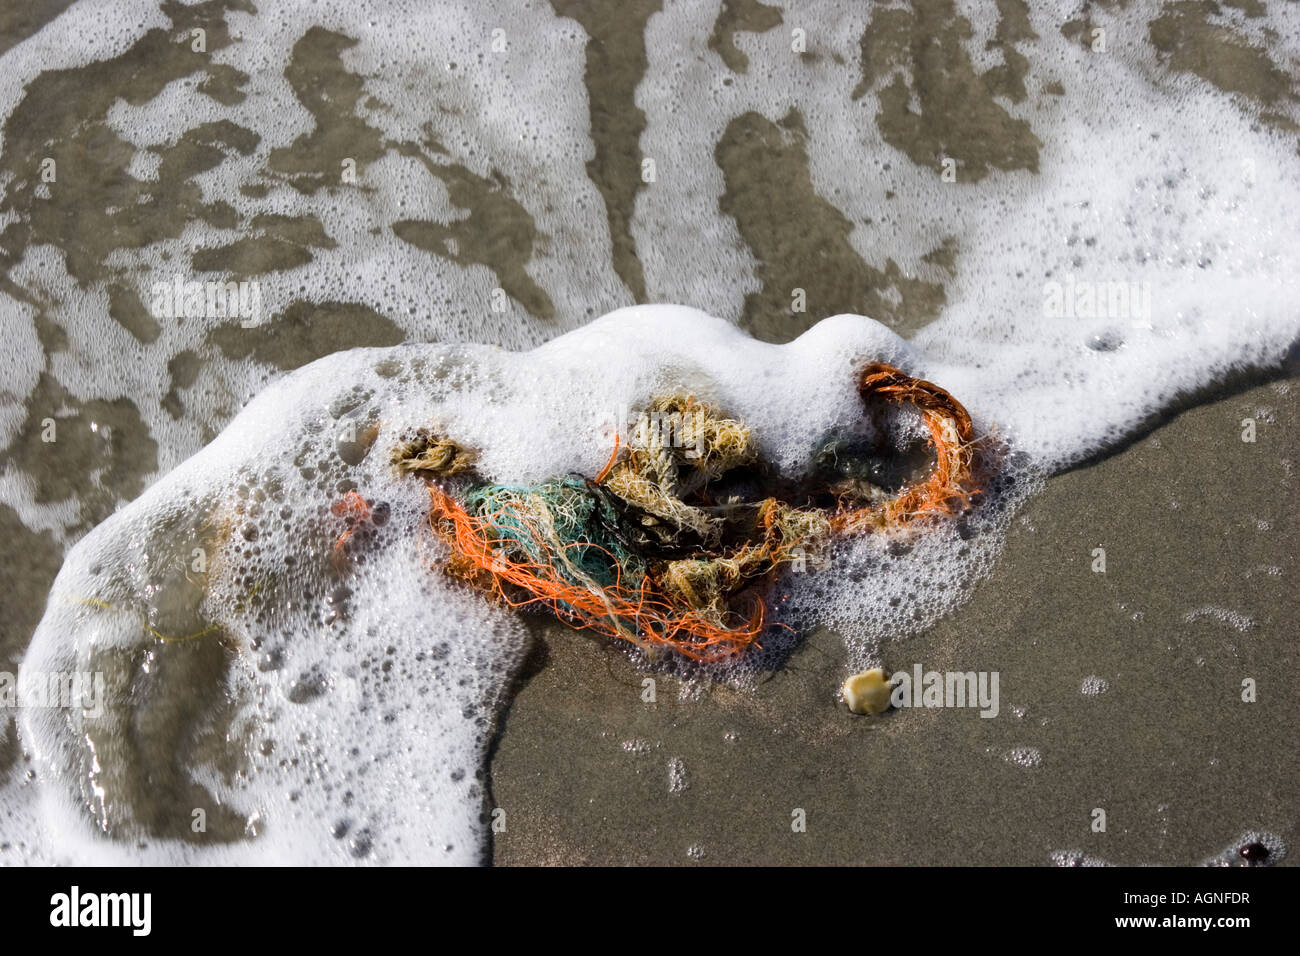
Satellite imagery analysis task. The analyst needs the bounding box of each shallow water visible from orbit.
[1,0,1297,865]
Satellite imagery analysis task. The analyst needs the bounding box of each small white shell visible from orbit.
[842,668,892,715]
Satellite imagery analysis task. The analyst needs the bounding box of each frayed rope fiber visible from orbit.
[411,362,984,663]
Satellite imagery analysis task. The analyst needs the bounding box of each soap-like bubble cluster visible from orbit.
[12,307,1035,863]
[2,0,1298,866]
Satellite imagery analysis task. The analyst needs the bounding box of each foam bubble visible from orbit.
[3,0,1299,866]
[2,308,989,862]
[11,290,1290,862]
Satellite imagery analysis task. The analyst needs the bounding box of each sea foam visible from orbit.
[13,297,1296,864]
[2,1,1298,864]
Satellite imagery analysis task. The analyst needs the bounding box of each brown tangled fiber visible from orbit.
[392,430,478,477]
[602,395,756,545]
[408,362,983,663]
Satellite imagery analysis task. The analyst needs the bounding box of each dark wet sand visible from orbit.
[1,1,1296,865]
[491,371,1299,865]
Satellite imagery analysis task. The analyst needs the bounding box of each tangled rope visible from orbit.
[409,362,984,663]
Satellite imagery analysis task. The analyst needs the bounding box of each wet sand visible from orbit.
[491,371,1299,865]
[1,1,1296,865]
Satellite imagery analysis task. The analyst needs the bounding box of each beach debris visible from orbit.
[832,363,978,533]
[842,668,893,715]
[329,490,391,572]
[330,489,372,568]
[391,431,476,477]
[426,479,767,661]
[602,394,757,545]
[415,362,985,663]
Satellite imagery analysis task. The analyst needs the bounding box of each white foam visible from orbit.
[2,0,1298,865]
[9,290,1287,863]
[0,309,972,862]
